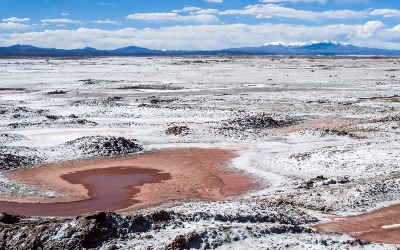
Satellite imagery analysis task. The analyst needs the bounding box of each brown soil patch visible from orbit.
[313,204,400,244]
[361,96,400,103]
[268,118,359,134]
[0,148,257,216]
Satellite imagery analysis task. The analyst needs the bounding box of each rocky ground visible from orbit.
[0,56,400,249]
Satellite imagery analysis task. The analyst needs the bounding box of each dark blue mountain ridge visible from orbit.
[111,46,155,53]
[1,41,400,56]
[223,40,400,56]
[0,44,160,56]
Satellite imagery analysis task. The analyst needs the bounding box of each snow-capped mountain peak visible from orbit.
[263,40,342,47]
[263,41,309,47]
[263,41,288,46]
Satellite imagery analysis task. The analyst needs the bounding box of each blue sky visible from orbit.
[0,0,399,50]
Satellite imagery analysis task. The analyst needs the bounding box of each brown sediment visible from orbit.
[313,204,400,244]
[268,118,360,134]
[360,96,400,103]
[0,148,257,216]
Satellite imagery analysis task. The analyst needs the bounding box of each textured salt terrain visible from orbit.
[0,57,400,249]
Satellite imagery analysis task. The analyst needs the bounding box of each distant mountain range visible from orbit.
[1,41,400,57]
[223,41,400,56]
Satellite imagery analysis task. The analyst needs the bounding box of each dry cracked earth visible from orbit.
[0,56,400,249]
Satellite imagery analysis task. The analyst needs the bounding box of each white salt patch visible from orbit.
[382,224,400,229]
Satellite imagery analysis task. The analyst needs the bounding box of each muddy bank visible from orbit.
[268,118,360,135]
[314,203,400,244]
[0,148,258,216]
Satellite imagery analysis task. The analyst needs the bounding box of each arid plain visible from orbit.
[0,56,400,249]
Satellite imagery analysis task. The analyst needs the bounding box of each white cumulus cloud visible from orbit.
[205,0,223,3]
[370,9,400,18]
[220,4,366,20]
[40,19,82,24]
[2,17,30,22]
[356,20,386,38]
[393,25,400,32]
[0,21,399,50]
[173,7,219,15]
[0,22,30,29]
[127,13,219,24]
[261,0,326,3]
[93,19,118,24]
[177,7,203,13]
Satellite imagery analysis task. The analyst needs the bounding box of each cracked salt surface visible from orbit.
[1,56,400,248]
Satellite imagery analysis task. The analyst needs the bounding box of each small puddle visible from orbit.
[0,167,170,216]
[0,148,258,217]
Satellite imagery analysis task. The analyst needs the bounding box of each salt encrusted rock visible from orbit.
[166,231,206,250]
[0,136,143,173]
[0,133,27,145]
[165,126,189,135]
[107,96,123,101]
[64,136,143,157]
[0,213,22,224]
[45,90,67,95]
[290,152,311,161]
[337,176,351,184]
[118,84,183,90]
[221,113,295,130]
[0,204,318,249]
[71,99,125,107]
[0,153,38,171]
[79,79,98,85]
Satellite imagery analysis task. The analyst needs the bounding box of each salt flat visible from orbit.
[0,56,399,249]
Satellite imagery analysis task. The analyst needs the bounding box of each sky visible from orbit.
[0,0,399,50]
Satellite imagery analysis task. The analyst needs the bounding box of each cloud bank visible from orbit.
[0,21,398,50]
[0,2,400,50]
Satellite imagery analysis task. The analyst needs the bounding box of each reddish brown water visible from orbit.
[0,167,170,216]
[314,204,400,244]
[0,148,257,217]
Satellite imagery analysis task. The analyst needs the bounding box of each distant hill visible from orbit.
[222,41,400,56]
[0,44,160,56]
[1,41,400,57]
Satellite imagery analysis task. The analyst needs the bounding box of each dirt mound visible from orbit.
[165,126,189,135]
[45,90,67,95]
[0,204,318,250]
[118,84,183,90]
[64,136,143,157]
[292,175,351,189]
[71,99,125,107]
[79,79,98,85]
[166,231,206,250]
[0,133,27,145]
[0,153,38,171]
[375,114,400,123]
[0,213,22,224]
[315,129,362,138]
[0,211,169,249]
[221,113,295,130]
